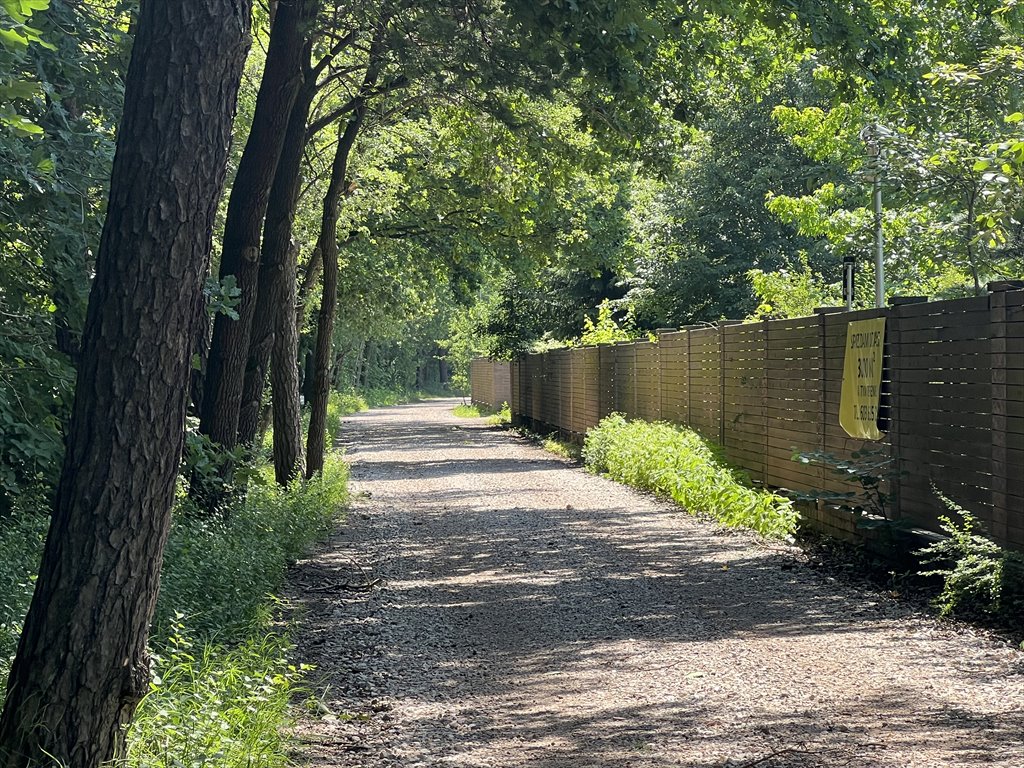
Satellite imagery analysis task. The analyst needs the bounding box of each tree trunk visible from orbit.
[237,52,318,447]
[198,0,314,456]
[272,242,305,484]
[0,1,250,765]
[305,109,366,476]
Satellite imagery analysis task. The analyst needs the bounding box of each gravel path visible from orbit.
[290,398,1024,767]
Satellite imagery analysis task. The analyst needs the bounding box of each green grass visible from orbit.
[453,401,511,426]
[583,413,797,539]
[541,434,580,460]
[453,403,483,418]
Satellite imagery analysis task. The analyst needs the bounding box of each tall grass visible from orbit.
[583,414,797,538]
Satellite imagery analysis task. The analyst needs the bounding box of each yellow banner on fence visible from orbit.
[840,317,886,441]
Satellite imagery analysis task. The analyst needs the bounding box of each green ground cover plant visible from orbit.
[453,403,483,418]
[1,454,349,767]
[582,414,797,538]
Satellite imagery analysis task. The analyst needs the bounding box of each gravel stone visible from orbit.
[289,398,1024,767]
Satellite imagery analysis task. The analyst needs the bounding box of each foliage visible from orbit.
[917,492,1024,624]
[748,253,842,319]
[792,447,898,523]
[0,499,47,682]
[583,414,797,538]
[487,402,512,426]
[575,300,642,346]
[127,628,306,768]
[540,434,579,460]
[155,455,348,643]
[452,403,482,419]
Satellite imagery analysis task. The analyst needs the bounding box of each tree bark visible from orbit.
[0,1,251,765]
[237,51,318,447]
[198,0,315,456]
[271,242,306,484]
[305,108,367,477]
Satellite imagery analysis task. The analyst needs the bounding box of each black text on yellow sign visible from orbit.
[839,317,886,441]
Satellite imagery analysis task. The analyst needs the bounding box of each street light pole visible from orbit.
[860,123,887,308]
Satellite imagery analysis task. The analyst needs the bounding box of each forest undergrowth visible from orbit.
[0,386,437,767]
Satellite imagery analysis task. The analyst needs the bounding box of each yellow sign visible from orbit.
[840,317,886,440]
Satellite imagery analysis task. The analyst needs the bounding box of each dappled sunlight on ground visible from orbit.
[290,398,1024,767]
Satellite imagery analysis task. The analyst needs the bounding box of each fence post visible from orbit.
[888,305,903,526]
[991,288,1010,544]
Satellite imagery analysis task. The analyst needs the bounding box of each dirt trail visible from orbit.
[290,398,1024,767]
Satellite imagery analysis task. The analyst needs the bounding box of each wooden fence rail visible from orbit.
[472,288,1024,550]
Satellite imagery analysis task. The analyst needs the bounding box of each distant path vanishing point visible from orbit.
[290,397,1024,768]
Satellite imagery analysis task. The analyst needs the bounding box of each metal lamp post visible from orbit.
[859,123,888,308]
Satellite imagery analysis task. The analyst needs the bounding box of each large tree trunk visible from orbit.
[198,0,314,456]
[237,58,318,448]
[305,109,366,477]
[0,1,251,765]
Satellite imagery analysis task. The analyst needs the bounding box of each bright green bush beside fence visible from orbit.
[583,414,798,538]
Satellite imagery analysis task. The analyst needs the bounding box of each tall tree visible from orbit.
[0,0,252,764]
[198,0,318,461]
[306,78,377,476]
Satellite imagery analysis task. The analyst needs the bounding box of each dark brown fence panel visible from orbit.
[689,327,721,443]
[598,345,616,421]
[764,316,823,493]
[721,322,767,484]
[510,359,521,424]
[532,354,548,434]
[893,297,997,531]
[470,358,493,408]
[582,347,602,434]
[660,331,689,426]
[996,290,1024,548]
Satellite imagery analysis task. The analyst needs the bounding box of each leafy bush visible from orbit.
[917,493,1024,624]
[583,414,798,538]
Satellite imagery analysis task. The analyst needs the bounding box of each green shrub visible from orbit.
[453,403,482,418]
[583,414,798,538]
[918,493,1024,624]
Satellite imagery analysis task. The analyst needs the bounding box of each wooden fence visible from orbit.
[470,358,511,411]
[474,289,1024,550]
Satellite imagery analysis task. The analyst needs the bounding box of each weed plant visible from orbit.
[1,454,349,766]
[488,402,512,426]
[127,626,308,768]
[918,492,1024,626]
[154,455,348,642]
[583,414,797,538]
